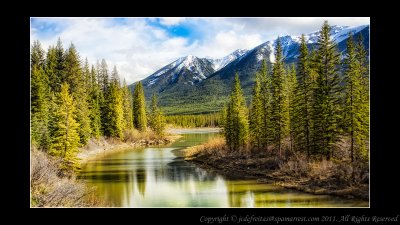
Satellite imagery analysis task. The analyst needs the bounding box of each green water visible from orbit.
[78,130,368,207]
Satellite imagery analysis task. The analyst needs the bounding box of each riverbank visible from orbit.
[78,133,181,163]
[184,137,369,201]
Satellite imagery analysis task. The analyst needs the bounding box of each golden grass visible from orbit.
[184,137,227,158]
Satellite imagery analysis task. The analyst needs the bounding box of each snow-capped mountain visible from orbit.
[143,55,215,88]
[208,49,249,71]
[270,25,369,62]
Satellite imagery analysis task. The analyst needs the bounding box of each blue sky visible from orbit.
[31,17,369,84]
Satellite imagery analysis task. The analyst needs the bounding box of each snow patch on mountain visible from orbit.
[209,49,248,71]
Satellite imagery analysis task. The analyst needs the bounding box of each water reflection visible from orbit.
[79,132,368,207]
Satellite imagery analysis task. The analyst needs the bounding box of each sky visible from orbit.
[31,17,369,84]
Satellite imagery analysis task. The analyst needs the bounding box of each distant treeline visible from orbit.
[165,113,222,128]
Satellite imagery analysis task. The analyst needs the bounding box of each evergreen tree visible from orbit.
[64,44,91,145]
[356,33,370,159]
[99,59,109,93]
[343,34,369,162]
[98,59,109,134]
[224,74,249,152]
[132,81,147,131]
[286,64,298,153]
[149,93,166,135]
[31,40,45,68]
[312,21,342,160]
[31,41,51,150]
[53,38,66,93]
[259,60,272,149]
[271,37,289,156]
[295,35,314,156]
[249,72,263,151]
[49,83,80,172]
[104,67,124,139]
[88,65,102,138]
[122,79,134,131]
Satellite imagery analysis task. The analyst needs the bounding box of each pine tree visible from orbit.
[149,93,166,135]
[312,21,342,160]
[356,33,369,159]
[98,59,109,135]
[295,34,314,156]
[286,64,298,153]
[271,37,289,156]
[224,74,249,152]
[53,38,66,93]
[64,44,91,145]
[99,59,109,93]
[249,72,263,151]
[31,41,50,149]
[259,60,272,149]
[343,34,369,162]
[132,81,147,131]
[49,83,80,172]
[88,65,102,138]
[122,79,134,131]
[104,66,124,139]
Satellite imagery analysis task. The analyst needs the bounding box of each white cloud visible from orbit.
[31,17,369,84]
[192,31,263,58]
[159,17,186,26]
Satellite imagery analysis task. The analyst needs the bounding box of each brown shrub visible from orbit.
[279,155,310,177]
[31,150,107,207]
[122,129,160,143]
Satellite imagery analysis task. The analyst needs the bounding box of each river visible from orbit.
[78,130,368,207]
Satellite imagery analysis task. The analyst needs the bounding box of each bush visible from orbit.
[279,155,310,177]
[31,149,106,207]
[122,128,159,142]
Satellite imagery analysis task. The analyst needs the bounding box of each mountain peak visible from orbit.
[210,49,249,71]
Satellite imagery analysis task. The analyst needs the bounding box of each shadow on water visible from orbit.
[79,131,368,207]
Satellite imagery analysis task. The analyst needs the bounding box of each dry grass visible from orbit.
[185,137,228,158]
[278,152,368,187]
[31,149,107,207]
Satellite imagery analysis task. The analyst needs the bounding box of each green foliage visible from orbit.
[103,67,124,139]
[220,21,369,162]
[225,74,249,151]
[122,79,134,130]
[286,64,298,152]
[343,34,369,162]
[249,73,263,150]
[312,21,342,159]
[165,113,221,128]
[48,83,80,172]
[259,60,273,149]
[149,93,166,135]
[271,37,290,155]
[132,81,147,131]
[295,35,314,156]
[88,65,102,138]
[64,44,92,145]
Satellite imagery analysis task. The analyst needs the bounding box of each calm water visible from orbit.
[78,130,368,207]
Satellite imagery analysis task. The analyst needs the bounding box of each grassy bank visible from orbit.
[184,137,369,200]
